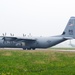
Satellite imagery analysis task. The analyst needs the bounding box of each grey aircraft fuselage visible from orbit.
[0,36,66,50]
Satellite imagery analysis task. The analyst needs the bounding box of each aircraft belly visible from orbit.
[48,38,66,47]
[35,40,50,48]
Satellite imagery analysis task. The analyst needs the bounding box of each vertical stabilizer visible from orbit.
[62,17,75,39]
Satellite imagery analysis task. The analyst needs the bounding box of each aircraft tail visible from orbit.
[62,17,75,39]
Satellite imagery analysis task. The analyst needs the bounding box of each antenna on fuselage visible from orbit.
[2,33,6,36]
[28,33,32,37]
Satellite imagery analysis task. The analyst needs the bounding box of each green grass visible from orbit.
[0,49,75,75]
[51,47,75,50]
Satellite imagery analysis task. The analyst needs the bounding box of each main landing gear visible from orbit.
[23,48,35,50]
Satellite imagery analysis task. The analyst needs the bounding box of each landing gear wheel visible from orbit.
[23,48,26,50]
[27,48,31,50]
[32,48,35,50]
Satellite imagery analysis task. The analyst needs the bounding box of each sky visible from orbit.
[0,0,75,37]
[1,0,75,47]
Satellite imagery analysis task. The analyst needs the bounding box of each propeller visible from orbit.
[2,33,4,36]
[28,33,31,37]
[10,33,14,36]
[23,34,26,37]
[5,33,6,36]
[2,33,6,36]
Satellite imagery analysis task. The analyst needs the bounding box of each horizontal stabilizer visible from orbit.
[64,37,73,39]
[2,36,36,42]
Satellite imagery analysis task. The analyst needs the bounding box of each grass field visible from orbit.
[0,48,75,75]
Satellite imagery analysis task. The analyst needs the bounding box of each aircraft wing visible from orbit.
[2,36,17,41]
[15,37,36,42]
[2,36,36,42]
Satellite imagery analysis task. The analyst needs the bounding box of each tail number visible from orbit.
[69,30,73,35]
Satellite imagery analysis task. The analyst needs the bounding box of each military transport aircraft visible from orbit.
[0,17,75,50]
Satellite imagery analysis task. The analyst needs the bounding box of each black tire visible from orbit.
[23,48,26,50]
[27,48,31,50]
[32,48,35,50]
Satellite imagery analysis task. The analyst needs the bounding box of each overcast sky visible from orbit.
[0,0,75,37]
